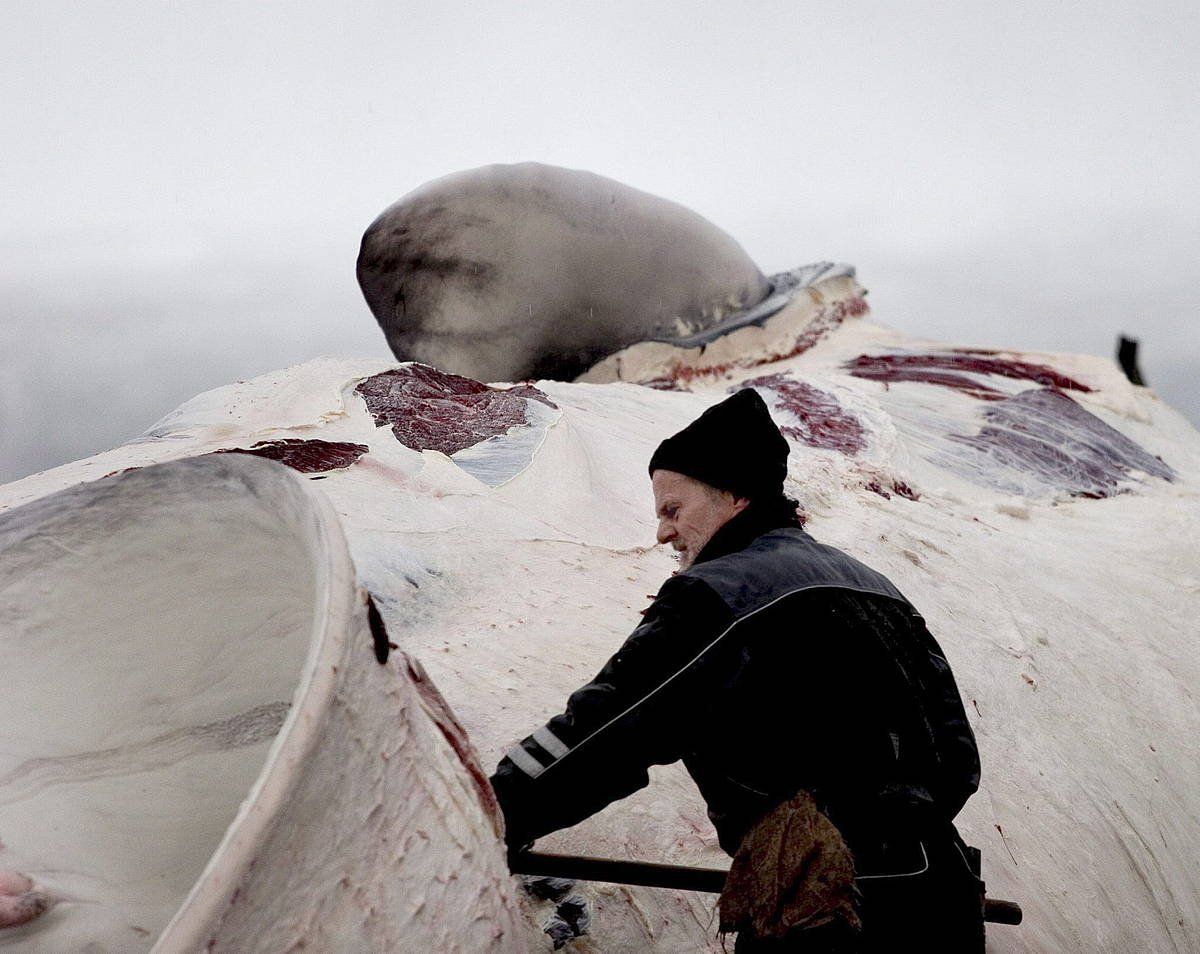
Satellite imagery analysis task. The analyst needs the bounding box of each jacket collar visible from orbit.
[691,501,802,567]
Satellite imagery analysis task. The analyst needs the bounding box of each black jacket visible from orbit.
[490,505,980,859]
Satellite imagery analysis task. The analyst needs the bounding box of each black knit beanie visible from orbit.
[648,389,790,500]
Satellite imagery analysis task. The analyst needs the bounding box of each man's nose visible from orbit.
[656,520,674,544]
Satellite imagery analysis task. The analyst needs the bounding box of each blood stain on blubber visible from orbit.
[785,295,870,361]
[638,294,869,390]
[356,364,556,456]
[214,439,369,474]
[401,653,505,836]
[866,480,921,501]
[640,377,689,391]
[844,352,1093,398]
[742,373,867,456]
[947,388,1173,498]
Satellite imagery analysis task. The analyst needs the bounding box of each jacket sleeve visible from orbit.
[489,574,734,849]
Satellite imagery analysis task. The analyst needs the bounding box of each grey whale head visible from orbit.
[356,162,772,382]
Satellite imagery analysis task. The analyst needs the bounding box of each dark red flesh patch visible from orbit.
[948,388,1173,498]
[214,439,368,473]
[356,364,555,456]
[743,373,867,455]
[402,653,505,837]
[845,352,1092,397]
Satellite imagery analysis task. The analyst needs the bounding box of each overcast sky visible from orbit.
[3,2,1198,484]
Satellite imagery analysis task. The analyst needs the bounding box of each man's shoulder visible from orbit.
[651,570,733,613]
[675,527,808,615]
[681,527,908,616]
[682,526,815,582]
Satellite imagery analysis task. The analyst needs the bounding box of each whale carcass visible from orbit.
[2,264,1199,951]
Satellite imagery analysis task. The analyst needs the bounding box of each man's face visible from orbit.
[652,470,748,570]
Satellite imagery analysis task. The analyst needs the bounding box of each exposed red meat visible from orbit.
[356,365,555,456]
[948,388,1173,498]
[742,373,867,456]
[845,352,1092,397]
[215,439,369,474]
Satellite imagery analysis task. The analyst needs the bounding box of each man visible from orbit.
[490,390,983,951]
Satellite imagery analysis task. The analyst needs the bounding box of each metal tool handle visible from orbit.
[510,850,1023,925]
[510,850,726,893]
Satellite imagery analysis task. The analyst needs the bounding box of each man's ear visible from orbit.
[729,494,750,515]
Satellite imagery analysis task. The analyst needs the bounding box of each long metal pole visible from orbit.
[508,850,1022,925]
[510,850,727,893]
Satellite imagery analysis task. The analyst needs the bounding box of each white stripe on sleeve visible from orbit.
[505,744,547,779]
[532,725,570,759]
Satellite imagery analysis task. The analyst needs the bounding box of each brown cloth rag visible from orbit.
[718,790,862,943]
